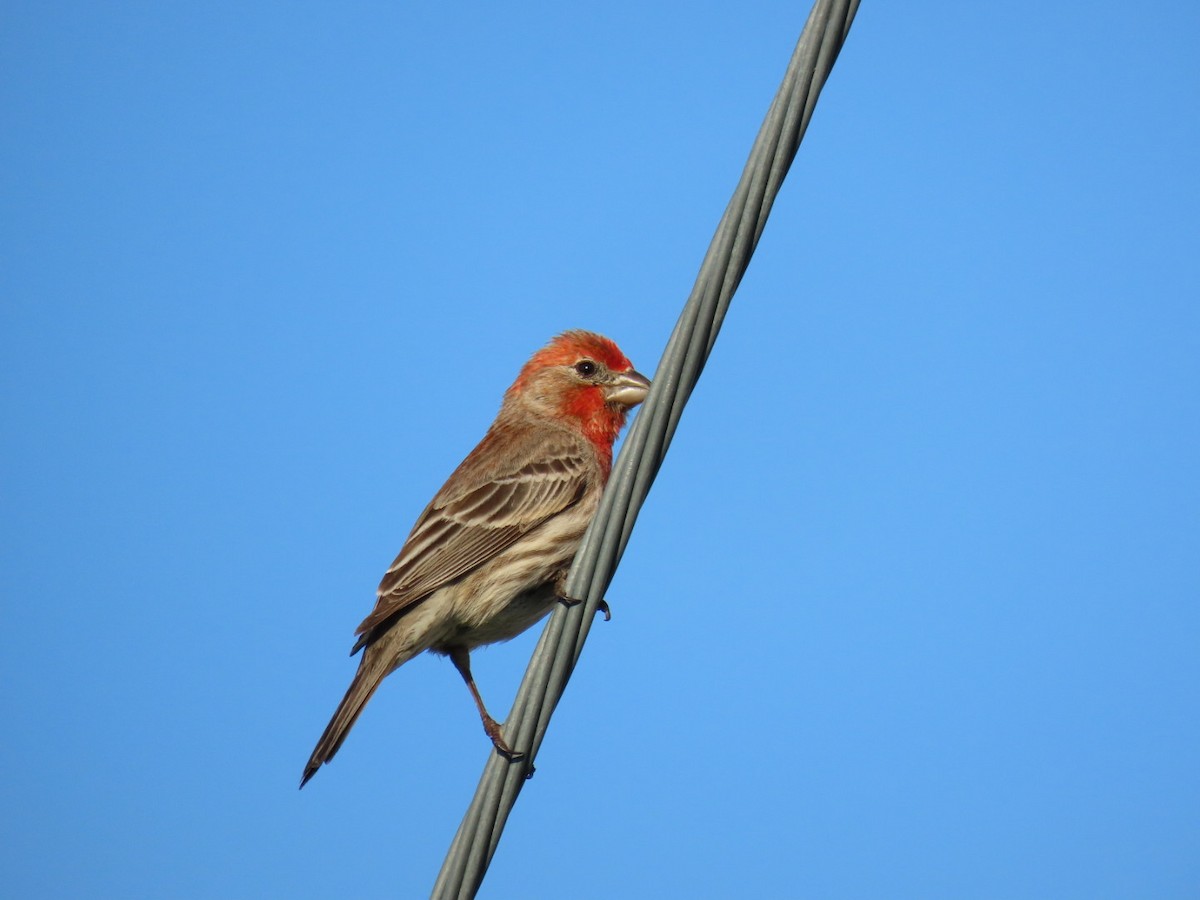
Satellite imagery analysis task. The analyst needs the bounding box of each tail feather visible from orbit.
[300,657,389,788]
[301,616,440,788]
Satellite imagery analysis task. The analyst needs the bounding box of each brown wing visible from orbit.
[353,427,592,644]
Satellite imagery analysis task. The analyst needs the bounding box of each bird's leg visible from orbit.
[448,647,524,761]
[554,571,612,621]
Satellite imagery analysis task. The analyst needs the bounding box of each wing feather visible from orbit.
[353,426,592,642]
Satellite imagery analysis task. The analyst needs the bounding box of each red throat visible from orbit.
[558,386,626,477]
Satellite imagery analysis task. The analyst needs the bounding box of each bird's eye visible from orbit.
[574,360,597,378]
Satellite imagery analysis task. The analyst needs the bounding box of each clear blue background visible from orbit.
[3,2,1197,897]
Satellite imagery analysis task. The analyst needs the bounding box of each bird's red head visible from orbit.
[506,330,650,470]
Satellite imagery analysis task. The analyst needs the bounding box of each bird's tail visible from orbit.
[302,601,444,787]
[300,662,379,787]
[300,652,392,788]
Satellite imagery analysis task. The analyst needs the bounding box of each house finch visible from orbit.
[301,330,650,787]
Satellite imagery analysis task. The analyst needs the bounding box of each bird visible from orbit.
[301,330,650,787]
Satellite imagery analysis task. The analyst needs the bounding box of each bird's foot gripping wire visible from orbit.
[482,715,525,762]
[449,646,527,762]
[557,593,611,621]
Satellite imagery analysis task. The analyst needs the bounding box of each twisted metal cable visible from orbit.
[433,1,859,895]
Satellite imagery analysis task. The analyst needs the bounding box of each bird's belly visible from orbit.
[448,582,559,648]
[440,508,590,648]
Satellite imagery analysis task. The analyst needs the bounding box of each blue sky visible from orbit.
[3,2,1198,897]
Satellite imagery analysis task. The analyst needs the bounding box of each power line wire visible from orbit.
[432,1,860,895]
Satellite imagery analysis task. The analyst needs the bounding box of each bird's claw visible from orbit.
[483,716,525,762]
[558,594,612,621]
[495,744,526,763]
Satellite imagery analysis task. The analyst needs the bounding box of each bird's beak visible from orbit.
[604,369,651,407]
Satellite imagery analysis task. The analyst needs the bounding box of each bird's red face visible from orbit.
[508,330,650,462]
